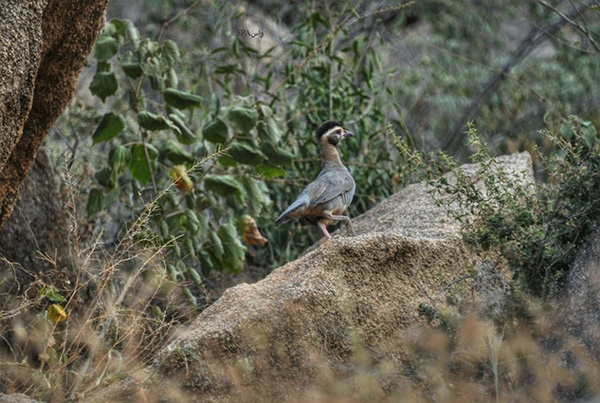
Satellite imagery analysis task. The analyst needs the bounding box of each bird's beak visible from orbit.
[343,130,354,138]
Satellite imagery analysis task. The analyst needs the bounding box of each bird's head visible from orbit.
[314,121,354,146]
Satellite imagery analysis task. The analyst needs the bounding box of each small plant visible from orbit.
[87,18,280,286]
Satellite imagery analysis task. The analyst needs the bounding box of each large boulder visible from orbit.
[0,0,107,289]
[0,0,107,225]
[124,152,532,401]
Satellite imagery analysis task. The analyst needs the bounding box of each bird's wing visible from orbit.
[305,168,355,208]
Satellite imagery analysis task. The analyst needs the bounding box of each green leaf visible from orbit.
[203,118,229,144]
[228,106,258,134]
[218,154,237,167]
[162,40,181,64]
[163,88,202,110]
[87,188,104,216]
[168,113,197,144]
[137,111,171,131]
[90,71,118,102]
[255,164,286,178]
[581,123,597,149]
[198,248,215,275]
[164,140,194,164]
[94,35,119,62]
[182,287,197,306]
[560,122,574,141]
[124,19,140,44]
[108,18,128,40]
[257,117,281,142]
[92,112,125,144]
[228,142,265,165]
[122,63,143,79]
[209,230,224,260]
[217,223,246,273]
[137,38,160,60]
[204,175,246,201]
[94,167,117,190]
[243,176,271,217]
[108,145,131,173]
[260,141,294,167]
[128,143,158,184]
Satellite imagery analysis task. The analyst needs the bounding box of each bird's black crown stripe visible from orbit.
[314,121,341,139]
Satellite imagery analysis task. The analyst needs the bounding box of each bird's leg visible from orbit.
[322,212,355,236]
[318,221,332,239]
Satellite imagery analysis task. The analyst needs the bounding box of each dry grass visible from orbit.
[0,169,192,402]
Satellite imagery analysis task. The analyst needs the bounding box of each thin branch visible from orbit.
[442,0,597,154]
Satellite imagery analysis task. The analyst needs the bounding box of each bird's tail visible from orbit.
[275,197,307,225]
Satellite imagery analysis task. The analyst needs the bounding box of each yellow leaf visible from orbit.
[47,304,67,324]
[169,165,194,193]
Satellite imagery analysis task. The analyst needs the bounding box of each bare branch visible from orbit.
[442,0,598,154]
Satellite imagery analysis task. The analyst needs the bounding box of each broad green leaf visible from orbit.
[94,167,117,190]
[255,164,286,178]
[204,175,246,201]
[128,143,158,184]
[168,114,197,144]
[243,176,271,217]
[198,248,215,275]
[203,118,229,144]
[257,118,282,143]
[137,38,160,60]
[124,19,140,44]
[186,266,204,289]
[92,112,125,144]
[582,123,598,149]
[108,145,131,172]
[167,67,178,88]
[228,142,265,165]
[260,141,294,167]
[163,88,202,110]
[90,71,118,102]
[122,63,143,79]
[94,35,119,62]
[137,111,171,131]
[87,188,104,216]
[108,18,128,39]
[209,230,224,260]
[182,287,197,306]
[218,154,237,167]
[165,140,194,164]
[217,223,246,273]
[162,40,181,64]
[228,107,258,134]
[560,122,574,141]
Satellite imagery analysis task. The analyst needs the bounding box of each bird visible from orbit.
[275,121,356,239]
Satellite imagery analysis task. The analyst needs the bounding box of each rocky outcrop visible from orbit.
[128,152,532,401]
[558,226,600,362]
[0,0,107,226]
[0,149,69,292]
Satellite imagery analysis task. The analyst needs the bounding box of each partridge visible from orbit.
[275,121,355,239]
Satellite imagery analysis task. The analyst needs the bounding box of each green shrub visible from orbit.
[399,118,600,296]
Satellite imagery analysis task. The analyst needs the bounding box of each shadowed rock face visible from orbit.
[558,227,600,362]
[0,0,107,293]
[0,0,107,226]
[125,152,533,401]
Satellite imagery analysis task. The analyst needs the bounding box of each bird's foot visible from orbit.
[318,222,332,239]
